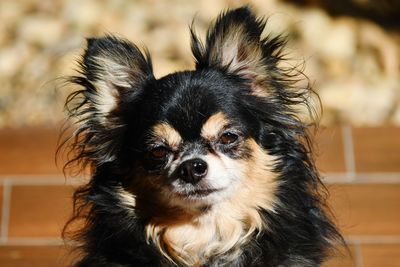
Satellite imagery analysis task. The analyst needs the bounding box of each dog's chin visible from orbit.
[169,186,228,206]
[175,188,221,199]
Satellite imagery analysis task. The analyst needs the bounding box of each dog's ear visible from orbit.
[63,36,154,166]
[191,7,285,97]
[77,36,153,125]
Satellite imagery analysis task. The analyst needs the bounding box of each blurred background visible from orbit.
[0,0,399,127]
[0,0,399,266]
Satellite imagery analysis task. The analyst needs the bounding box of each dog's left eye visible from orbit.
[150,146,170,159]
[219,132,239,145]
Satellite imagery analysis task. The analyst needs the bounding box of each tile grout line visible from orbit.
[1,173,400,186]
[346,235,400,244]
[324,172,400,184]
[0,237,64,246]
[354,242,364,267]
[0,175,88,186]
[342,125,356,181]
[0,179,12,243]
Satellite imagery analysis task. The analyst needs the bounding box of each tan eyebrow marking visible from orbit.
[151,123,182,149]
[201,112,230,140]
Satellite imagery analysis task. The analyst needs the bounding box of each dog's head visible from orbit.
[62,7,336,266]
[67,6,313,221]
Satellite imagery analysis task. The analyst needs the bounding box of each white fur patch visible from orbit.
[89,55,134,120]
[92,80,119,116]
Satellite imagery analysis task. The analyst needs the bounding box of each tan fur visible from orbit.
[116,186,136,211]
[151,123,182,149]
[87,49,149,122]
[145,138,278,266]
[92,80,120,118]
[207,24,271,97]
[201,112,229,140]
[93,55,135,88]
[90,56,135,118]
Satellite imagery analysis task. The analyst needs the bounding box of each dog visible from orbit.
[61,6,342,267]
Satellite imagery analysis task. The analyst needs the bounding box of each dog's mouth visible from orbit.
[175,188,221,198]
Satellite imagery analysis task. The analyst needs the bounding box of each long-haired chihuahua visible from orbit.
[61,6,342,267]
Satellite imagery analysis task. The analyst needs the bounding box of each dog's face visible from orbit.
[131,70,270,209]
[72,8,293,216]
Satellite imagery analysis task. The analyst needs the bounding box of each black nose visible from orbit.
[178,159,208,184]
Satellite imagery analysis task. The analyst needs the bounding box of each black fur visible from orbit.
[61,6,343,267]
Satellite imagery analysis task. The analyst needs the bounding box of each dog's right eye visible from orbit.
[150,146,170,159]
[219,132,239,145]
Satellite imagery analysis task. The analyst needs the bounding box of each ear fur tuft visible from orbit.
[62,36,153,169]
[80,36,153,120]
[191,6,287,97]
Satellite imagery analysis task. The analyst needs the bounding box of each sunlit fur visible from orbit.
[201,112,230,140]
[151,123,182,150]
[60,6,343,267]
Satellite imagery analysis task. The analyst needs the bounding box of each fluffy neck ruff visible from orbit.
[145,198,264,266]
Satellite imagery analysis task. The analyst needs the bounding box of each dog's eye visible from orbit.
[150,146,170,159]
[219,132,239,145]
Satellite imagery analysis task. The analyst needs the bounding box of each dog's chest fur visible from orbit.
[145,201,264,266]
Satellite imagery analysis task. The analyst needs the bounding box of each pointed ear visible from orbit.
[79,36,154,122]
[191,7,286,97]
[63,36,154,166]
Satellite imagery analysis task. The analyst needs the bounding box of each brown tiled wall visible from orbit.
[0,126,399,266]
[8,185,73,238]
[352,128,400,173]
